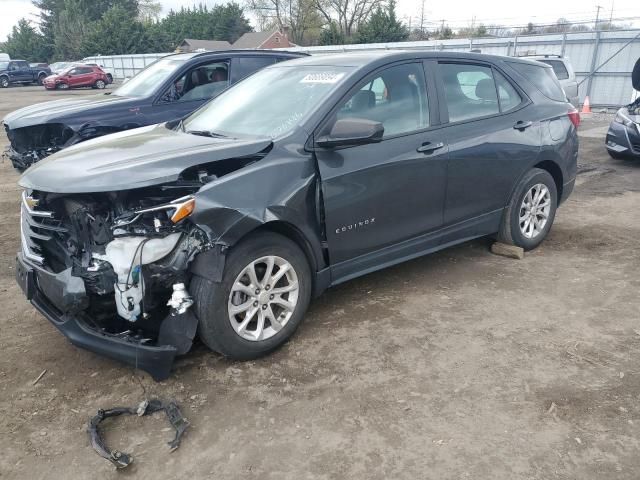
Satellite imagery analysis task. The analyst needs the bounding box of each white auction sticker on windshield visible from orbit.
[300,72,345,84]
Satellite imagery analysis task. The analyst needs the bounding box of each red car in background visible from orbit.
[43,64,110,90]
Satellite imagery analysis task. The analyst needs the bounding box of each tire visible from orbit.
[95,80,106,89]
[37,73,46,85]
[498,168,558,251]
[56,82,69,90]
[192,231,312,360]
[106,74,113,84]
[0,76,9,88]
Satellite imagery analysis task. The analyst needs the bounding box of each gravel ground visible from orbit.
[0,85,639,480]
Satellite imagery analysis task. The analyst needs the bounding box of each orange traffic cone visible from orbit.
[581,96,592,114]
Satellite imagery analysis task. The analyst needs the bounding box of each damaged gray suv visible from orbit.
[16,52,579,380]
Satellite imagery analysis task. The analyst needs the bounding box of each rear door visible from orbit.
[434,61,540,231]
[229,56,276,83]
[315,61,448,271]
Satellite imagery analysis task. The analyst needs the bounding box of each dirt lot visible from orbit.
[0,85,639,480]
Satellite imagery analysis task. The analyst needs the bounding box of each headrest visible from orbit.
[475,78,496,100]
[351,90,375,112]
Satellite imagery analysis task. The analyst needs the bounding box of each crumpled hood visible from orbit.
[19,123,273,193]
[3,94,133,129]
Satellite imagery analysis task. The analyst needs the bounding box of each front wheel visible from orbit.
[56,82,69,90]
[192,232,312,360]
[0,77,9,88]
[498,168,558,251]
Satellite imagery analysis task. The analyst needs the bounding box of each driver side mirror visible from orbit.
[316,118,384,148]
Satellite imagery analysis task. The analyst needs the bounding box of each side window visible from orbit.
[68,68,80,76]
[540,60,569,80]
[78,67,92,74]
[440,63,499,122]
[160,61,229,103]
[19,61,29,69]
[231,56,276,83]
[9,63,18,71]
[506,61,566,102]
[335,62,429,138]
[494,70,522,112]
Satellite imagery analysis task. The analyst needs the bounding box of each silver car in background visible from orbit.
[529,55,580,107]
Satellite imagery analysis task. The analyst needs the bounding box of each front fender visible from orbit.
[191,153,325,273]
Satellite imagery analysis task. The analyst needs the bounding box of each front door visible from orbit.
[315,61,448,274]
[146,59,231,126]
[435,61,541,228]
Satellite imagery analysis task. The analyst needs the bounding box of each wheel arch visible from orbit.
[533,159,564,203]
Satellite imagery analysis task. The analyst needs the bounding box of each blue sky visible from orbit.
[1,0,638,42]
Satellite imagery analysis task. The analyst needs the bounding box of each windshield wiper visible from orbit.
[185,130,229,139]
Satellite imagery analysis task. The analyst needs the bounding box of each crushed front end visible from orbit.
[4,123,74,170]
[16,185,209,380]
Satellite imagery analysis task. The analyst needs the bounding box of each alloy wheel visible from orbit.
[96,80,105,89]
[0,78,8,88]
[228,255,299,342]
[519,183,551,239]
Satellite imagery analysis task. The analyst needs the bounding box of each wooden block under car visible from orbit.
[491,242,525,260]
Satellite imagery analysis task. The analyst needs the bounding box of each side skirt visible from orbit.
[327,209,503,287]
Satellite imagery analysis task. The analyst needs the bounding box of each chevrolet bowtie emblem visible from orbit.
[25,196,39,209]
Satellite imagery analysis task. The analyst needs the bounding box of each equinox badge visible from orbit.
[335,218,376,234]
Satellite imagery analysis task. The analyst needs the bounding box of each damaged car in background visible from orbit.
[2,50,304,170]
[606,58,640,159]
[16,52,578,380]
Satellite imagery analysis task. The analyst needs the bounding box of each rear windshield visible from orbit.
[538,59,570,80]
[507,61,566,102]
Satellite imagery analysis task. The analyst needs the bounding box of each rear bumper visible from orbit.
[16,251,178,381]
[606,121,640,158]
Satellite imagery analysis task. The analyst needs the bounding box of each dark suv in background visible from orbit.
[0,60,51,87]
[16,52,579,380]
[2,50,305,170]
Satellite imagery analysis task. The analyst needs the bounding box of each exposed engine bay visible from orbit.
[4,122,120,170]
[21,181,210,363]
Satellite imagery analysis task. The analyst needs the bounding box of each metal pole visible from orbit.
[513,35,518,56]
[578,29,640,86]
[561,33,567,56]
[585,30,601,101]
[595,5,602,31]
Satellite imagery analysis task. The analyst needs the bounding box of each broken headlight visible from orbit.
[113,195,195,234]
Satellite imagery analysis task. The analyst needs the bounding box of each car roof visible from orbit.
[162,50,307,62]
[272,50,550,69]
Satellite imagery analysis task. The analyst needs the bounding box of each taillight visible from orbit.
[568,107,580,128]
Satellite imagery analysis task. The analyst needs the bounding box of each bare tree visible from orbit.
[313,0,382,38]
[246,0,322,44]
[138,0,162,23]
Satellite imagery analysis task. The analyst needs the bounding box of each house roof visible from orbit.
[232,31,280,49]
[180,39,231,51]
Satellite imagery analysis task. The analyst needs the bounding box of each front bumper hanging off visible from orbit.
[16,251,180,381]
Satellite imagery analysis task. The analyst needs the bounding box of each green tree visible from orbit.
[81,5,149,56]
[319,21,345,45]
[3,18,49,61]
[53,0,91,60]
[356,0,408,44]
[32,0,65,59]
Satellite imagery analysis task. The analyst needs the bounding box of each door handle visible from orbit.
[513,120,533,131]
[417,141,445,154]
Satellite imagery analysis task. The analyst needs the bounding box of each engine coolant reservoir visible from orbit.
[97,233,183,321]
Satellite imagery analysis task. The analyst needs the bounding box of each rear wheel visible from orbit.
[95,79,106,89]
[192,232,312,360]
[37,73,46,85]
[106,73,113,84]
[498,168,558,251]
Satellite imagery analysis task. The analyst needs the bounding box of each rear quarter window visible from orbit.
[538,60,570,80]
[507,61,566,102]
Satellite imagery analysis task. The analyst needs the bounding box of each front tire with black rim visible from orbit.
[192,232,312,360]
[498,168,558,251]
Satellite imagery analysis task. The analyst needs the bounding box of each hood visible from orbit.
[3,94,133,129]
[633,57,640,91]
[19,123,273,193]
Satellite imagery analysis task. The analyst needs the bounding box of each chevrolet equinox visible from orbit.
[16,52,579,380]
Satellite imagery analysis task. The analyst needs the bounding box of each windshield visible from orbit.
[0,62,8,70]
[114,57,186,98]
[183,65,353,138]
